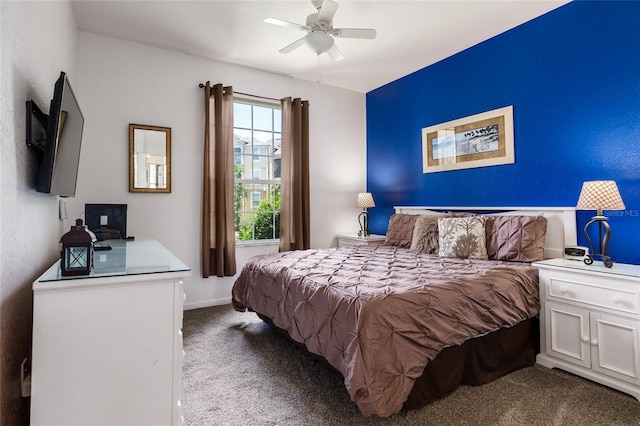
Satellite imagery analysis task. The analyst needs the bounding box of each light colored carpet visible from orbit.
[182,304,640,425]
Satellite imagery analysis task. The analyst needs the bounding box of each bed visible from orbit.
[232,206,577,417]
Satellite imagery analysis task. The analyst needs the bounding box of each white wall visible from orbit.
[0,1,78,424]
[71,32,367,309]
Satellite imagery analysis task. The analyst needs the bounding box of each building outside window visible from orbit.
[233,99,281,242]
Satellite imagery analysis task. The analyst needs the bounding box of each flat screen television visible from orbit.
[26,71,84,197]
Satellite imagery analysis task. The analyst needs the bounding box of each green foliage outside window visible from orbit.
[234,164,247,231]
[238,186,281,241]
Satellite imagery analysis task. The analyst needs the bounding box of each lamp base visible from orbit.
[358,211,370,237]
[583,216,613,268]
[584,253,613,268]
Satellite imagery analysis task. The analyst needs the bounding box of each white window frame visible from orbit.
[233,97,281,246]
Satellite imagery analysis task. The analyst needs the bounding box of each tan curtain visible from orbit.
[202,82,236,277]
[279,97,310,252]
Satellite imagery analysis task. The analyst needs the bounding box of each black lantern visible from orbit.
[60,218,96,276]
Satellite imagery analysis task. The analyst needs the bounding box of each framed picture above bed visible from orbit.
[422,105,514,173]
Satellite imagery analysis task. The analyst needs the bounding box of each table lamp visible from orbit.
[356,192,375,237]
[576,180,625,268]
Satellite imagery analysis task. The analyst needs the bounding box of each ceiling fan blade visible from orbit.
[326,44,344,62]
[279,37,305,54]
[332,28,377,39]
[264,17,305,30]
[317,0,338,24]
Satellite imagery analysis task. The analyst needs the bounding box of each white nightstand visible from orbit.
[336,233,386,247]
[533,258,640,402]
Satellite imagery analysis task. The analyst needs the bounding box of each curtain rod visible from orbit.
[198,83,281,102]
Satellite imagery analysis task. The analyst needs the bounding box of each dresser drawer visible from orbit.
[548,274,640,315]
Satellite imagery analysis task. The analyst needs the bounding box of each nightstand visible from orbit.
[336,233,386,247]
[533,258,640,402]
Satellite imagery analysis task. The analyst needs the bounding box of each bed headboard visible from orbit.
[394,206,577,260]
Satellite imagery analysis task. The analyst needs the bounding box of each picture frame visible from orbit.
[422,105,514,173]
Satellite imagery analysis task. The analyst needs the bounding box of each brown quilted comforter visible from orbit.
[232,245,540,417]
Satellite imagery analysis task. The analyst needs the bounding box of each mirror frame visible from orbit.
[129,123,171,193]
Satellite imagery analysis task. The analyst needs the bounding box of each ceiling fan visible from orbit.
[264,0,377,61]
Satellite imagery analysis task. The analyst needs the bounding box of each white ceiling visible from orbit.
[72,0,570,93]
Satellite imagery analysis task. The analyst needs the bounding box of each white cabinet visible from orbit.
[30,239,191,426]
[336,233,386,247]
[534,258,640,401]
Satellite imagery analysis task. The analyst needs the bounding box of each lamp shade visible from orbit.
[356,192,375,209]
[576,180,625,212]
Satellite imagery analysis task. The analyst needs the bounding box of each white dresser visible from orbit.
[30,239,191,426]
[533,258,640,401]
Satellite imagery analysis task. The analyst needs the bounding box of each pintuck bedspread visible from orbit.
[231,245,540,417]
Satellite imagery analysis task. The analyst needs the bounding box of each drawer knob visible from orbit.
[591,339,598,346]
[581,336,589,343]
[612,296,622,304]
[560,287,568,295]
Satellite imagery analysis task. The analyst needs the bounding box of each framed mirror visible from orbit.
[129,124,171,193]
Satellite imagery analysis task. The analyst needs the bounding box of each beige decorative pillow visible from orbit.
[438,216,488,260]
[384,214,418,248]
[485,215,548,262]
[410,215,440,254]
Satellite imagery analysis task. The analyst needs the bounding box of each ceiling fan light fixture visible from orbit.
[265,0,375,60]
[304,30,334,55]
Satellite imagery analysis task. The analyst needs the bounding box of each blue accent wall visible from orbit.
[366,1,640,265]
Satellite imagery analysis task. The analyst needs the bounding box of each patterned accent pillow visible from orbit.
[410,215,440,254]
[384,214,418,248]
[485,215,548,262]
[438,216,488,260]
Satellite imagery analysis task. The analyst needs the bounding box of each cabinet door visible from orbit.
[591,312,640,385]
[546,301,591,368]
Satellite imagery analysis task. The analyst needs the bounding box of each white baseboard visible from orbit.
[184,297,231,311]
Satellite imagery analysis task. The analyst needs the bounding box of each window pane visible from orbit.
[273,158,281,179]
[234,129,251,160]
[273,133,281,154]
[237,156,252,179]
[254,131,273,152]
[234,182,280,241]
[268,183,281,204]
[234,103,251,129]
[273,109,281,132]
[234,183,249,232]
[253,106,273,131]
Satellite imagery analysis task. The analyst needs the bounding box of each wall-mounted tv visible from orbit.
[26,71,84,197]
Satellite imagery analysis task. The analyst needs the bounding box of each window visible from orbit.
[252,192,261,207]
[234,99,281,242]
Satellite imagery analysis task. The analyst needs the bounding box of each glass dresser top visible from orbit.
[38,238,191,283]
